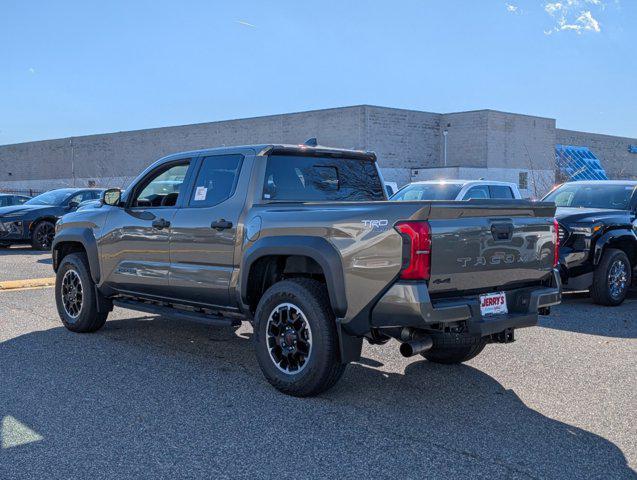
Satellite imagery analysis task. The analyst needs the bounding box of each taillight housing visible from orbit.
[553,218,560,267]
[395,221,431,280]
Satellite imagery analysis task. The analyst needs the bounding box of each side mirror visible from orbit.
[68,201,80,210]
[102,189,122,207]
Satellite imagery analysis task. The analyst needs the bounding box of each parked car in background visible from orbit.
[391,180,523,201]
[0,188,104,250]
[52,143,560,397]
[0,194,31,207]
[544,180,637,306]
[384,181,399,197]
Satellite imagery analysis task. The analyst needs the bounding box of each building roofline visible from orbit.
[442,108,555,121]
[0,105,372,148]
[2,104,634,148]
[556,127,637,142]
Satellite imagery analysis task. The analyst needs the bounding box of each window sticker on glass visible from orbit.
[194,186,208,201]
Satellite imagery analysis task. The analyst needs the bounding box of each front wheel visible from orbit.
[253,278,346,397]
[591,248,632,306]
[55,252,109,332]
[31,221,56,250]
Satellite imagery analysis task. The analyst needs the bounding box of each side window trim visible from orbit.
[186,154,244,208]
[126,158,193,209]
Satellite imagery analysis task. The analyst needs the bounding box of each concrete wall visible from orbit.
[556,129,637,180]
[486,111,556,170]
[1,105,635,193]
[439,111,489,168]
[363,106,441,186]
[0,106,368,189]
[364,106,440,169]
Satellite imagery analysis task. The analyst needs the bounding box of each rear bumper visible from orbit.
[371,269,562,337]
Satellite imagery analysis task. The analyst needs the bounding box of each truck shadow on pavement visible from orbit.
[540,291,637,339]
[1,316,634,480]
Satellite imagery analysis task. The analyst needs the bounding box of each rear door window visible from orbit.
[489,185,515,199]
[263,155,384,202]
[189,154,243,207]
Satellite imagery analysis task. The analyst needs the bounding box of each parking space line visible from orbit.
[0,277,56,292]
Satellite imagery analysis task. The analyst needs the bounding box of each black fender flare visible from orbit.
[593,229,637,265]
[52,228,101,284]
[240,236,348,318]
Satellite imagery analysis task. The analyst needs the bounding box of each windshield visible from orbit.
[25,190,70,206]
[391,183,463,201]
[544,183,636,210]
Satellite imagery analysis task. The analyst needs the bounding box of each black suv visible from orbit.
[0,188,103,250]
[544,181,637,306]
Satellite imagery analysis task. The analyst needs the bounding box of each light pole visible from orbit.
[442,130,448,167]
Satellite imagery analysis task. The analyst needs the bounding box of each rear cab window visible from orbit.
[489,185,514,199]
[263,155,385,202]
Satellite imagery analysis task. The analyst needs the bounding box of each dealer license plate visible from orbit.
[479,292,508,316]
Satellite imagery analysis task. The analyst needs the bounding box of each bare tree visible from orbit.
[523,143,557,199]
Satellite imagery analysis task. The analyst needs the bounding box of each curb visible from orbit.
[0,277,56,291]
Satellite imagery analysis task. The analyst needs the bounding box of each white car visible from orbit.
[390,180,523,201]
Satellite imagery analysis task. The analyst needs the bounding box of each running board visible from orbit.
[113,298,241,328]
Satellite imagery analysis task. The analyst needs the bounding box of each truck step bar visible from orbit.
[113,298,241,328]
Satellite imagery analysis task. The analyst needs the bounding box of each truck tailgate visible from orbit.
[424,201,557,294]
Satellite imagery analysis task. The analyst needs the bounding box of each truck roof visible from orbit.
[156,143,377,165]
[410,179,517,187]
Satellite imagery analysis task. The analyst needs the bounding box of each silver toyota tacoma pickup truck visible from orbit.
[52,143,561,396]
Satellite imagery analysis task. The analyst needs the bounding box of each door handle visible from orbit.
[211,219,233,230]
[152,218,171,230]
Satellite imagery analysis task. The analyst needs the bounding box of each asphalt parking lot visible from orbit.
[1,247,636,479]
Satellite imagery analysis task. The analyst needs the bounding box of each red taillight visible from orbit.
[553,218,560,267]
[396,221,431,280]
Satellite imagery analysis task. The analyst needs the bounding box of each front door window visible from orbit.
[133,164,189,208]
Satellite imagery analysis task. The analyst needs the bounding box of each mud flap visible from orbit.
[336,320,363,364]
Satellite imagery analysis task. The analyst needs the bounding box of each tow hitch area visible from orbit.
[490,328,515,343]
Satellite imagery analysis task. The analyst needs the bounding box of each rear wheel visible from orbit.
[591,248,632,306]
[31,220,56,250]
[253,278,346,397]
[55,252,109,332]
[422,338,487,364]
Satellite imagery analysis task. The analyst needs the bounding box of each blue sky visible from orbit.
[1,0,635,145]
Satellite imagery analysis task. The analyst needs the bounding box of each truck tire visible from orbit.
[422,338,487,364]
[55,252,109,333]
[253,278,346,397]
[591,248,632,306]
[31,220,56,250]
